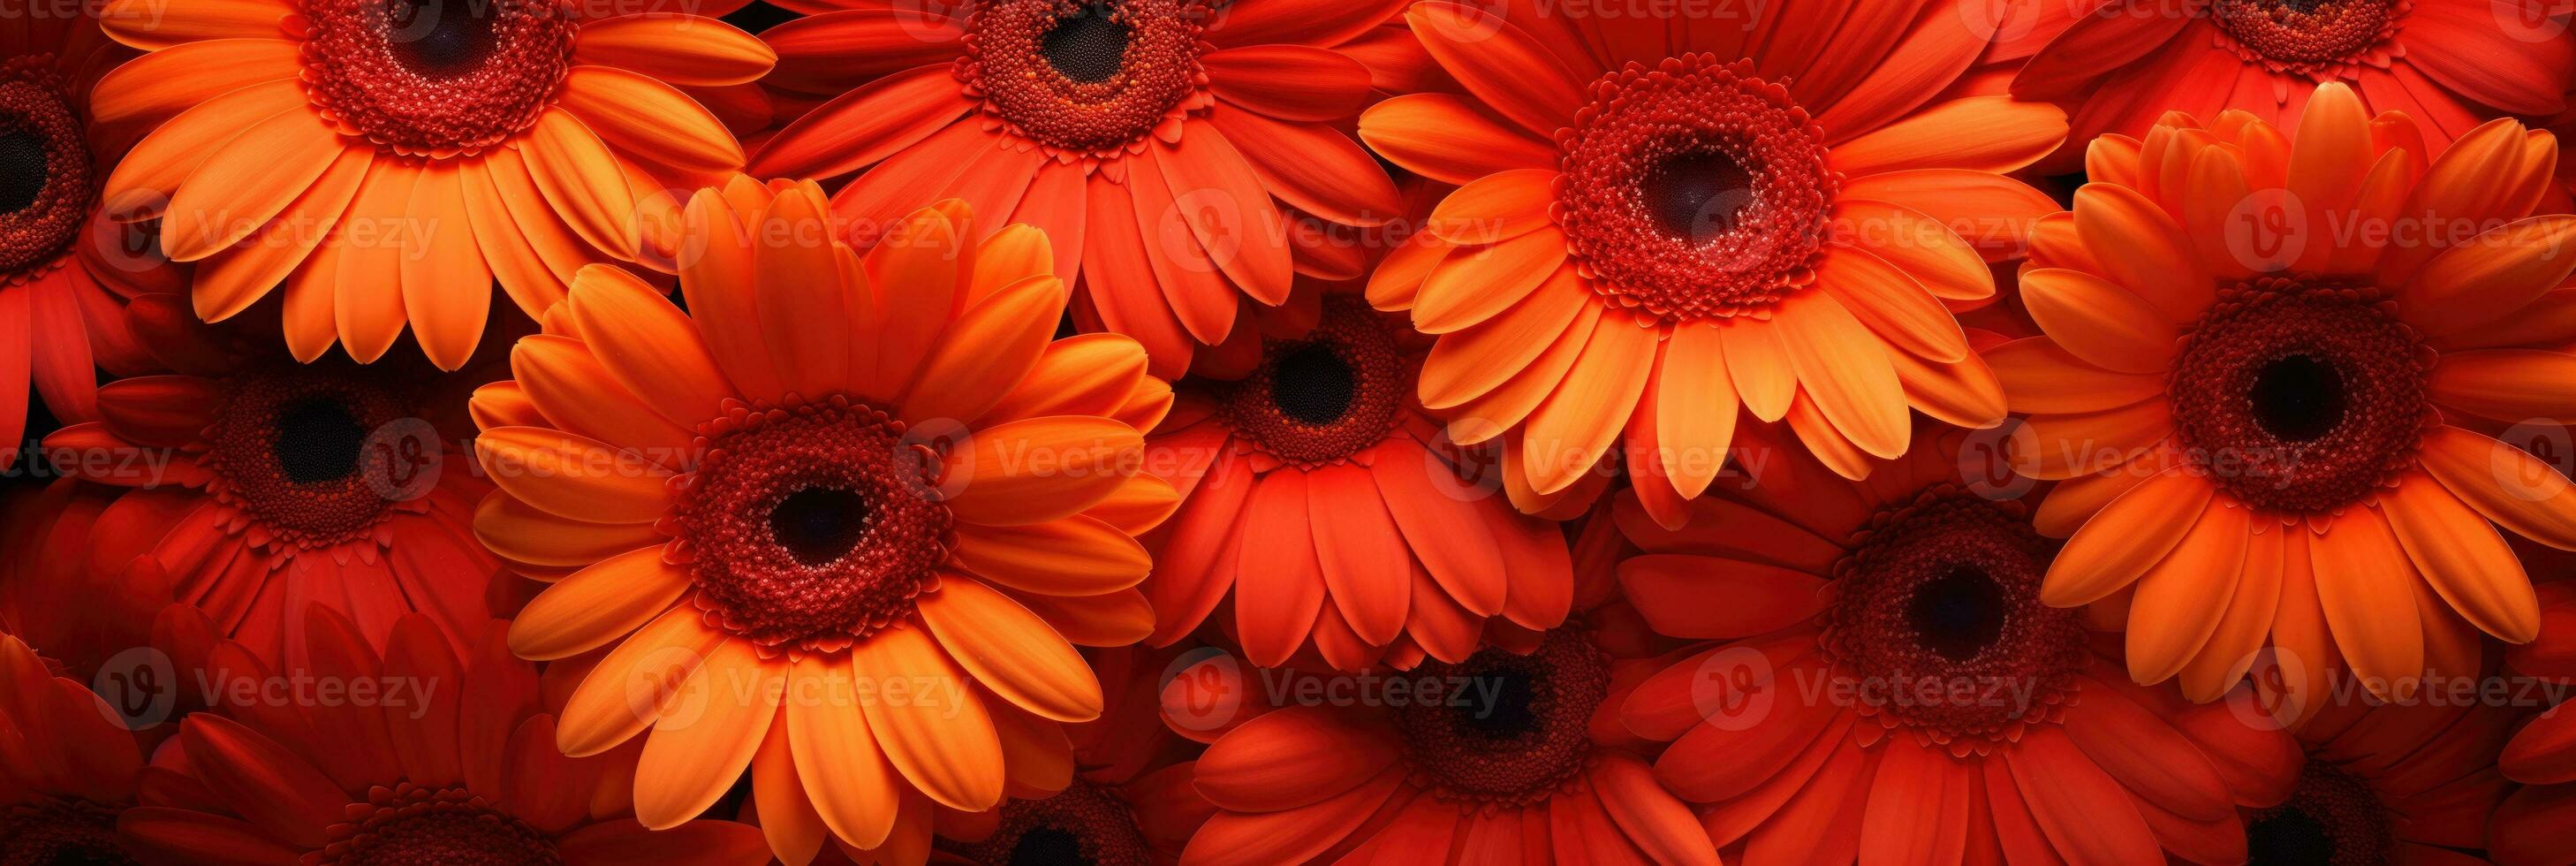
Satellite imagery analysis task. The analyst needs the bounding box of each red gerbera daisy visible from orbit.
[0,630,153,864]
[746,0,1409,377]
[116,608,772,864]
[2494,580,2576,864]
[2263,685,2527,863]
[0,9,172,471]
[2004,0,2576,156]
[1142,289,1575,671]
[34,293,503,666]
[1159,603,1716,866]
[1615,423,2303,864]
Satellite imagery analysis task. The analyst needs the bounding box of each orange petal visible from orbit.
[634,641,780,828]
[508,548,693,661]
[916,576,1102,723]
[847,626,1004,812]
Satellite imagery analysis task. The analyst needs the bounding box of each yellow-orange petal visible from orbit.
[916,577,1102,723]
[944,417,1143,526]
[2042,469,2215,606]
[474,427,673,524]
[557,608,726,756]
[846,625,1004,812]
[634,641,781,828]
[509,548,693,661]
[786,655,900,848]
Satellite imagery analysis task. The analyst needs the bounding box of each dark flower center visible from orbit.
[322,785,560,866]
[0,798,135,866]
[2248,353,2345,443]
[769,486,870,566]
[1643,149,1756,242]
[2169,278,2429,513]
[2209,0,2399,74]
[207,366,418,545]
[303,0,577,155]
[1222,300,1407,467]
[0,78,94,278]
[674,394,953,654]
[0,132,45,213]
[1558,56,1836,323]
[966,0,1207,155]
[2245,763,2391,866]
[1905,566,2008,663]
[274,397,371,483]
[1396,629,1607,804]
[1041,4,1130,83]
[1822,488,2085,747]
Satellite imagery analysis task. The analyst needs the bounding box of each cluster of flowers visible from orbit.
[4,0,2576,862]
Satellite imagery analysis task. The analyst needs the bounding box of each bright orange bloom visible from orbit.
[1160,613,1713,866]
[1614,425,2303,864]
[474,186,1176,863]
[0,11,170,472]
[0,631,152,863]
[34,293,501,667]
[117,608,773,864]
[2262,693,2524,864]
[1143,290,1575,671]
[88,0,775,369]
[1994,82,2574,709]
[746,0,1410,378]
[1359,0,2061,523]
[2006,0,2576,156]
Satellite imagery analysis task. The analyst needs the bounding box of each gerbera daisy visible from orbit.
[916,647,1212,866]
[88,0,776,369]
[117,607,773,864]
[478,186,1177,862]
[1142,290,1574,671]
[2495,579,2576,864]
[1615,424,2303,864]
[2255,684,2526,863]
[2004,0,2576,157]
[0,630,153,864]
[746,0,1407,377]
[0,9,169,471]
[34,292,501,667]
[1359,0,2052,520]
[1994,82,2574,708]
[1163,618,1716,865]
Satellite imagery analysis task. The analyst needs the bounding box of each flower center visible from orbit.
[1557,56,1837,323]
[2244,764,2391,866]
[2168,277,2430,513]
[671,395,953,656]
[206,365,417,547]
[1220,300,1407,467]
[2209,0,2402,76]
[934,779,1155,866]
[1819,489,2085,748]
[301,0,578,156]
[0,798,134,866]
[0,76,93,280]
[1395,629,1607,805]
[322,785,561,866]
[964,0,1208,156]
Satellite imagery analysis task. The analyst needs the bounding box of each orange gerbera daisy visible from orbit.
[2005,0,2576,157]
[1359,0,2057,521]
[1143,290,1574,671]
[117,608,772,864]
[746,0,1407,377]
[1994,82,2574,709]
[0,10,169,472]
[87,0,776,369]
[34,293,501,667]
[1614,424,2303,864]
[1161,615,1714,866]
[2257,687,2525,863]
[0,631,153,864]
[476,186,1177,862]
